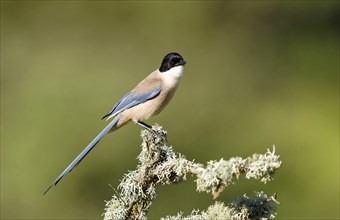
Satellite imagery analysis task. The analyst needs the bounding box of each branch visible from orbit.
[161,192,280,220]
[103,125,282,220]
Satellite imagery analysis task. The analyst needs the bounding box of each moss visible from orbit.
[103,125,281,220]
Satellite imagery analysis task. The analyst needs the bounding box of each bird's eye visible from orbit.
[172,58,179,65]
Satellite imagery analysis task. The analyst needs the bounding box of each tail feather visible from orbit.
[43,116,120,195]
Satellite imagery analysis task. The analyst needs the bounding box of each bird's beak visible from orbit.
[178,60,187,66]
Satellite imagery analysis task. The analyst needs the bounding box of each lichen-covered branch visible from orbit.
[103,125,282,220]
[161,192,280,220]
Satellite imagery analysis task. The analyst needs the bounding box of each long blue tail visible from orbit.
[44,116,119,195]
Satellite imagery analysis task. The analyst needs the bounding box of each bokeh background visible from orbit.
[1,1,339,219]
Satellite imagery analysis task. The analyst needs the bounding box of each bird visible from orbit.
[43,52,186,195]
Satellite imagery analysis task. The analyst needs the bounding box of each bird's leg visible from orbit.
[136,121,167,141]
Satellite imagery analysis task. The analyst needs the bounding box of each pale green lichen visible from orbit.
[161,192,279,220]
[193,147,281,199]
[103,125,282,220]
[230,191,279,220]
[194,157,245,198]
[245,146,281,183]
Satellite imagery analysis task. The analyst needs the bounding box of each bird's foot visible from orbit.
[150,129,167,142]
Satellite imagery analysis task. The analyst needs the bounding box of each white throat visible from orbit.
[161,66,184,86]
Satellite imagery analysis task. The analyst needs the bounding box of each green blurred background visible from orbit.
[1,1,339,219]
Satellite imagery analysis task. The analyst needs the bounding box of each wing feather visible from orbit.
[102,87,161,120]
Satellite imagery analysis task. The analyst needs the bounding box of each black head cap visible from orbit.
[159,52,186,72]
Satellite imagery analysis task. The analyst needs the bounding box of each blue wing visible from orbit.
[102,87,161,120]
[43,116,120,195]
